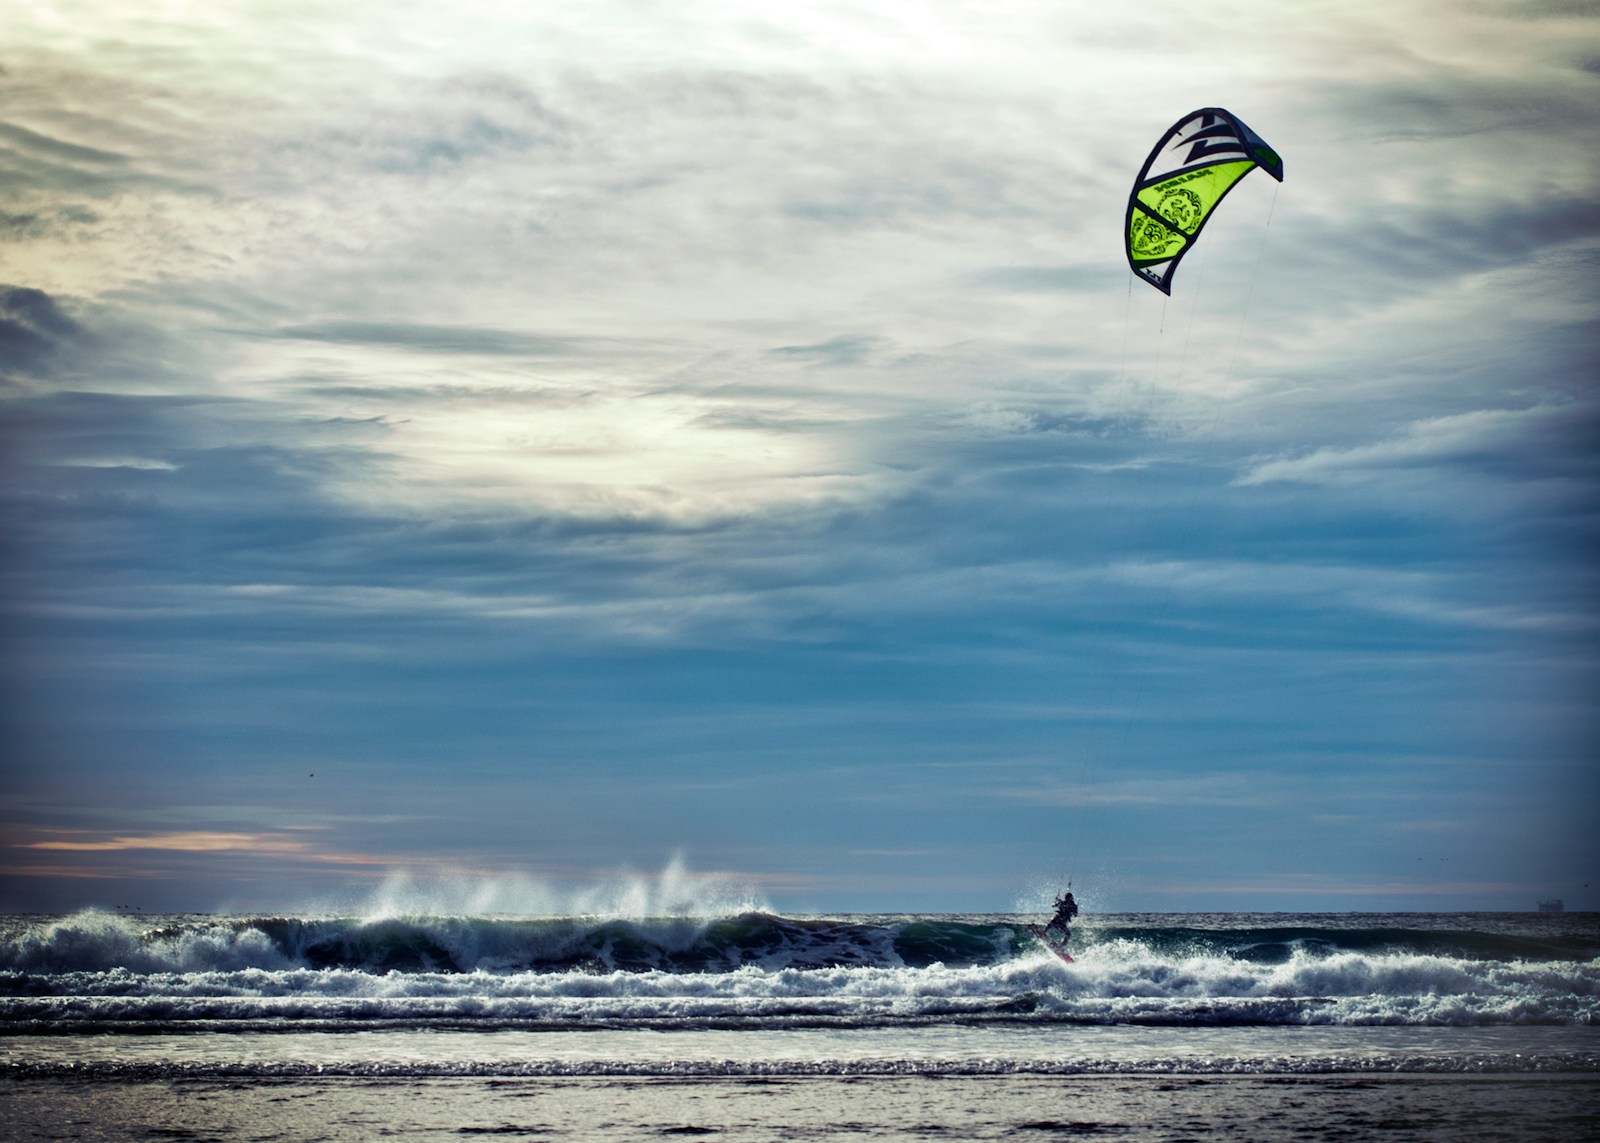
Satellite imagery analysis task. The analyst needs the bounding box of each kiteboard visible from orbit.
[1027,924,1074,964]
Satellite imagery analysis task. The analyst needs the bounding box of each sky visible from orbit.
[1,0,1596,915]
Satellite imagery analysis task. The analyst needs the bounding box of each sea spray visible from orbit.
[310,853,769,921]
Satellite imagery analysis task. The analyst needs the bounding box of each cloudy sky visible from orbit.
[2,0,1596,914]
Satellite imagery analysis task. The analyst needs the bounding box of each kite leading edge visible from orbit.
[1125,108,1283,295]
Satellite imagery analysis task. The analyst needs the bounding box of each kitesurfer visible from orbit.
[1045,890,1077,940]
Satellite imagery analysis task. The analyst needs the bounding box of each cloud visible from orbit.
[0,285,83,381]
[967,265,1121,294]
[1237,406,1595,487]
[767,334,881,366]
[20,830,315,854]
[996,772,1291,809]
[0,120,149,199]
[0,121,128,168]
[1493,0,1600,21]
[8,828,412,884]
[270,322,581,356]
[1112,558,1591,632]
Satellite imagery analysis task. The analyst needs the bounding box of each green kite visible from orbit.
[1125,108,1283,294]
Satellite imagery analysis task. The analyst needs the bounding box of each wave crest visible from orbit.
[3,911,1596,1029]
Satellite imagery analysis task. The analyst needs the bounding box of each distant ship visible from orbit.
[1537,899,1564,913]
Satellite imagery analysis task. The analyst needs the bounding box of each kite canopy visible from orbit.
[1125,108,1283,295]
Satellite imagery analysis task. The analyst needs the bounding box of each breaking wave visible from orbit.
[4,910,1595,976]
[0,910,1014,975]
[2,910,1596,1031]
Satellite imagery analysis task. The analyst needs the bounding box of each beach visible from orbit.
[7,1072,1600,1141]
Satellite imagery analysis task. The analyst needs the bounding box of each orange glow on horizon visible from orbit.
[22,831,315,854]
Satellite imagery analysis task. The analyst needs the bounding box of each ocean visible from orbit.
[4,909,1598,1139]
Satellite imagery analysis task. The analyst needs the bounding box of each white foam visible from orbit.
[5,910,1597,1029]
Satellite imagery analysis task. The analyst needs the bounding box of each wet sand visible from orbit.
[5,1072,1597,1141]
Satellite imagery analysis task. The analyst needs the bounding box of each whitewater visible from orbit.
[4,909,1597,1055]
[6,908,1598,1140]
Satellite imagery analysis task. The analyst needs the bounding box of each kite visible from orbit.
[1125,108,1283,294]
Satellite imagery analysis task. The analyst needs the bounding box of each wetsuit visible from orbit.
[1045,892,1077,940]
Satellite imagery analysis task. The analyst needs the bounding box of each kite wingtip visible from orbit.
[1131,268,1172,296]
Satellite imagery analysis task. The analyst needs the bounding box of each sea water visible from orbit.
[6,910,1597,1140]
[3,909,1596,1079]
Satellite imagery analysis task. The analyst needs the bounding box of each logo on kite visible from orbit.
[1124,108,1283,295]
[1130,215,1181,261]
